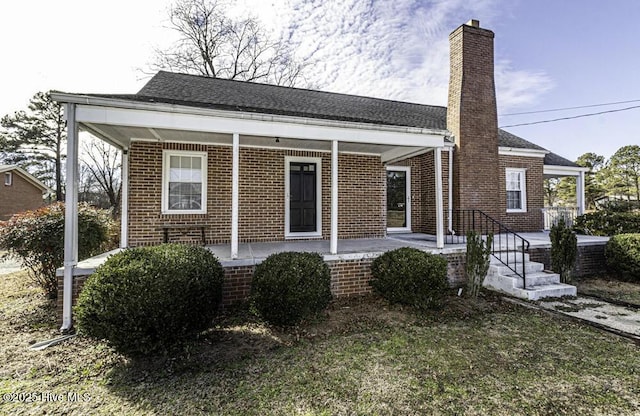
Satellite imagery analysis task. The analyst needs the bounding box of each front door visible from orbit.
[386,167,411,232]
[289,162,317,233]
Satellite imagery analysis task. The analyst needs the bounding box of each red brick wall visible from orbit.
[127,142,385,246]
[498,155,544,231]
[221,265,254,306]
[394,150,450,235]
[338,153,385,239]
[329,258,375,296]
[56,274,88,323]
[529,244,607,278]
[0,171,44,220]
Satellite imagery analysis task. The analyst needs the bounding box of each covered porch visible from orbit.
[52,93,451,331]
[543,163,589,230]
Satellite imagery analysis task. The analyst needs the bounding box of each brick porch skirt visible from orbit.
[57,252,466,324]
[57,245,605,325]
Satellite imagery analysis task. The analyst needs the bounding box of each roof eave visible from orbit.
[51,92,451,138]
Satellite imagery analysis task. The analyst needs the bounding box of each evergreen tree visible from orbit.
[0,91,66,201]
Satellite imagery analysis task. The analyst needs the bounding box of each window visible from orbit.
[162,151,207,214]
[506,168,526,212]
[4,172,12,186]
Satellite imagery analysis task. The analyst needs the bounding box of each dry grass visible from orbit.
[576,277,640,307]
[1,270,639,415]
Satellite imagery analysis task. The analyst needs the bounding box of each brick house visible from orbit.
[53,20,590,329]
[0,165,51,221]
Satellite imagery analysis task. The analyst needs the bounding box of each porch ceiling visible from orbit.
[81,122,428,160]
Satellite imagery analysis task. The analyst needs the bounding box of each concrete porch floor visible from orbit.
[207,232,609,266]
[59,232,609,274]
[209,233,465,266]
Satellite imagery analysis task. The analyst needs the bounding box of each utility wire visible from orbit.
[500,98,640,116]
[499,105,640,128]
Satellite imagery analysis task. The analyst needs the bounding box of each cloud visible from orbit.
[495,60,554,112]
[239,0,552,110]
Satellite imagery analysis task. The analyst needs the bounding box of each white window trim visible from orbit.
[161,150,208,215]
[386,165,412,232]
[506,168,527,213]
[4,172,12,186]
[285,156,322,239]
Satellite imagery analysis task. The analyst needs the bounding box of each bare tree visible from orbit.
[80,139,122,214]
[151,0,310,86]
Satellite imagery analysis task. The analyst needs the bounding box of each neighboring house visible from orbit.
[53,20,592,329]
[0,165,51,221]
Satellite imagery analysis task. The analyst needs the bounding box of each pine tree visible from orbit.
[0,91,65,201]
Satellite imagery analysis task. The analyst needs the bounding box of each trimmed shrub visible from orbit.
[0,202,113,298]
[371,247,448,310]
[466,232,493,298]
[75,244,224,356]
[551,217,578,283]
[250,252,332,326]
[605,234,640,282]
[573,211,640,236]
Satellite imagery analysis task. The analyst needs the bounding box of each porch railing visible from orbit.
[541,207,578,230]
[446,210,531,289]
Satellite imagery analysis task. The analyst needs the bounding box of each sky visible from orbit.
[1,0,638,161]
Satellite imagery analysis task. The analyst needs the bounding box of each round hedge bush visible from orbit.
[75,244,224,356]
[605,233,640,282]
[371,247,448,310]
[250,252,332,326]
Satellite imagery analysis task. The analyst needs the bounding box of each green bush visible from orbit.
[75,244,224,356]
[605,234,640,282]
[0,202,113,298]
[250,252,332,326]
[466,232,493,298]
[573,211,640,236]
[551,217,578,283]
[371,247,448,310]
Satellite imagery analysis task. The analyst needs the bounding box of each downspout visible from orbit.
[448,146,454,234]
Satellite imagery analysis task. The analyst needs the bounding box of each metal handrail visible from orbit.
[445,210,531,289]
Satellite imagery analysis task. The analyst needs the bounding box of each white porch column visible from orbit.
[61,104,79,332]
[577,170,586,215]
[434,147,445,249]
[231,133,240,259]
[119,149,129,248]
[330,140,339,254]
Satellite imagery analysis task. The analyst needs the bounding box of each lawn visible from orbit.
[1,270,639,415]
[575,277,640,307]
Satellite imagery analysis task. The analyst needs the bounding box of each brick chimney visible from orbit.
[447,19,500,218]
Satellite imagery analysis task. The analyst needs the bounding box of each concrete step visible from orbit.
[509,271,561,288]
[483,271,576,300]
[491,252,530,264]
[488,261,544,276]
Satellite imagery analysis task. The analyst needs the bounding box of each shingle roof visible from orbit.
[91,71,578,167]
[543,152,579,167]
[132,71,450,130]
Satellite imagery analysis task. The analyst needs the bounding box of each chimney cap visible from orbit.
[466,19,480,28]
